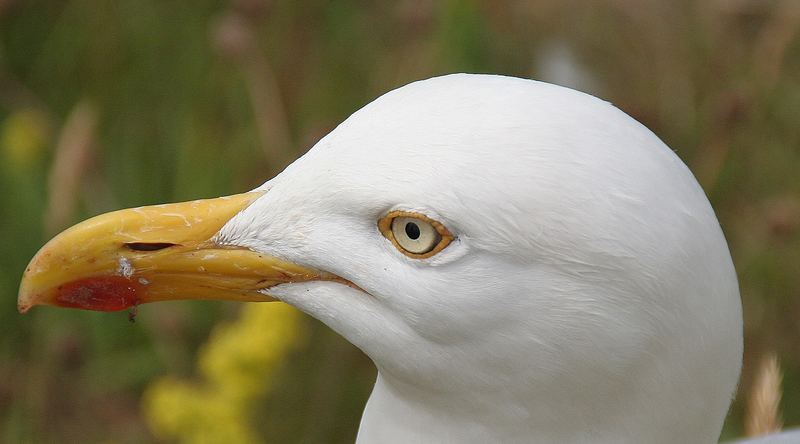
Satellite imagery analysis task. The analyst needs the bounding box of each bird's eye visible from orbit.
[378,211,454,258]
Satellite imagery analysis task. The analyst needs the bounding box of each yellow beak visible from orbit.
[18,192,330,313]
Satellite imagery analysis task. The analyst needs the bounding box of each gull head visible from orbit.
[19,74,742,442]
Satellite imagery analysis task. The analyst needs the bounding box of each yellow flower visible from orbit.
[143,303,306,444]
[1,108,50,172]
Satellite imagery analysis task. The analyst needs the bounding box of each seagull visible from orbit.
[17,74,783,443]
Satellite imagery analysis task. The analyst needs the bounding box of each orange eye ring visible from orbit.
[378,211,454,259]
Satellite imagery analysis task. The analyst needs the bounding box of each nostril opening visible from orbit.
[124,242,177,251]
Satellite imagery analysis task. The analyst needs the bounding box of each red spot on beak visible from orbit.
[55,276,143,312]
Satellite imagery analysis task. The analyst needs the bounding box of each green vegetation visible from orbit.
[1,1,798,442]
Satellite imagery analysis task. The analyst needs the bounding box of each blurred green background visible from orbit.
[1,0,799,442]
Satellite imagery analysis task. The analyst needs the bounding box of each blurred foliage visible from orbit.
[144,303,306,444]
[0,0,798,442]
[1,108,51,171]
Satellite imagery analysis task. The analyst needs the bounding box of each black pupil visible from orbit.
[405,222,421,240]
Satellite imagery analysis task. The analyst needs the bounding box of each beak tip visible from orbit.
[18,257,44,314]
[18,277,31,314]
[17,290,36,314]
[17,279,38,313]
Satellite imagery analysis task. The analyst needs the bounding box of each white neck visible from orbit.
[356,374,512,444]
[355,366,724,444]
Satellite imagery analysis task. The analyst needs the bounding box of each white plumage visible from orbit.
[214,74,750,443]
